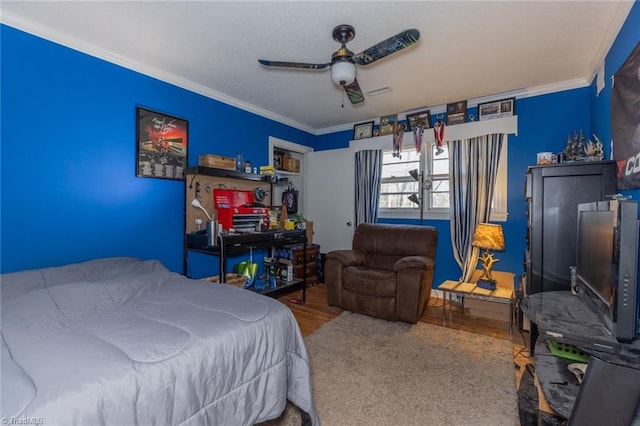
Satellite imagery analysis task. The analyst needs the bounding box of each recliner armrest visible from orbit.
[326,250,365,267]
[393,256,434,272]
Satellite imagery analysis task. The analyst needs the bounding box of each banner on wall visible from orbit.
[612,41,640,189]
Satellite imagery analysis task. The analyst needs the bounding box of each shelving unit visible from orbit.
[186,229,308,301]
[183,165,310,302]
[268,137,312,218]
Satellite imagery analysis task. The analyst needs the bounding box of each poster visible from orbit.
[612,41,640,189]
[136,107,188,180]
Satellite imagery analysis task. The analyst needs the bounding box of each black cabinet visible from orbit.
[521,292,640,425]
[524,161,617,295]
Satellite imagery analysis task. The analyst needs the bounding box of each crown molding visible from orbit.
[1,13,317,135]
[2,12,593,138]
[316,78,590,135]
[584,0,635,85]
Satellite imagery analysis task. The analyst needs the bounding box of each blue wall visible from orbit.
[0,25,315,274]
[311,1,640,287]
[315,88,593,286]
[2,1,639,284]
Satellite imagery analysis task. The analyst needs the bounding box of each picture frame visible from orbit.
[446,100,467,125]
[136,107,188,180]
[353,121,374,140]
[405,110,432,131]
[478,97,516,121]
[378,114,397,136]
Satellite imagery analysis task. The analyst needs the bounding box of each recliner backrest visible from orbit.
[352,223,438,270]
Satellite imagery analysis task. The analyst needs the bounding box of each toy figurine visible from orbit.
[433,115,445,155]
[392,123,406,159]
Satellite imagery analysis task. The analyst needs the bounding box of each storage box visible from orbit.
[278,259,294,282]
[264,257,294,282]
[199,154,236,170]
[282,155,300,173]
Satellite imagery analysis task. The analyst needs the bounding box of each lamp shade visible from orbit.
[471,223,505,251]
[331,61,356,86]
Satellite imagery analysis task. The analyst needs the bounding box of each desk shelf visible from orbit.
[185,229,309,302]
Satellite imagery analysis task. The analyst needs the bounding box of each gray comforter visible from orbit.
[1,257,318,425]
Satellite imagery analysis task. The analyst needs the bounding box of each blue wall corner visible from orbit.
[0,25,315,273]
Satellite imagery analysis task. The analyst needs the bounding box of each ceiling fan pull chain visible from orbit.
[341,90,345,108]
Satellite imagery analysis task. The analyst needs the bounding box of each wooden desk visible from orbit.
[438,270,515,334]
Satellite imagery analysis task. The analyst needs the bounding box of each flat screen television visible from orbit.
[575,199,640,342]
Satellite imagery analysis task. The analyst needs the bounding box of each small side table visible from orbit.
[439,270,515,334]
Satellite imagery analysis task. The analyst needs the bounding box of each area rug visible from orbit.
[270,311,519,426]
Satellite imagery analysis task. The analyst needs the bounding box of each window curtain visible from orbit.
[355,149,383,226]
[448,133,505,282]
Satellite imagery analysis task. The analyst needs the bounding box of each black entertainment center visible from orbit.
[521,292,640,425]
[521,199,640,424]
[521,162,640,424]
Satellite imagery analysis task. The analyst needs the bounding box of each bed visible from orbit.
[1,257,318,425]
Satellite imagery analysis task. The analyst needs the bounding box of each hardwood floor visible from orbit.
[278,283,532,383]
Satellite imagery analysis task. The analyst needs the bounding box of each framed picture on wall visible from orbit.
[353,121,374,140]
[478,97,516,121]
[136,107,188,180]
[405,110,432,131]
[378,114,397,136]
[446,100,467,125]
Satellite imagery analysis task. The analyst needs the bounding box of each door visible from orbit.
[305,148,355,252]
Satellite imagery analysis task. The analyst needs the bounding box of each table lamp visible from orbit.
[471,223,505,290]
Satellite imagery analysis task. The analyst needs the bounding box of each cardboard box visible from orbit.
[277,259,294,282]
[264,257,293,282]
[198,154,236,170]
[282,155,300,173]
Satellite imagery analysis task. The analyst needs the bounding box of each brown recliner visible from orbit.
[325,223,438,324]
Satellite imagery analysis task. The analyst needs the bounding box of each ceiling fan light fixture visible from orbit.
[331,61,356,86]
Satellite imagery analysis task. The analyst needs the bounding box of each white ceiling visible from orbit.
[1,1,634,134]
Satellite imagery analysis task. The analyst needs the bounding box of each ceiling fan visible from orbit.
[258,25,420,104]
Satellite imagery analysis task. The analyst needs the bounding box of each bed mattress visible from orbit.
[1,257,318,425]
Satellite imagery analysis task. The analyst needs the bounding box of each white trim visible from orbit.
[584,0,635,85]
[378,136,510,222]
[350,115,518,152]
[1,13,317,135]
[318,80,582,135]
[268,136,313,167]
[1,10,595,137]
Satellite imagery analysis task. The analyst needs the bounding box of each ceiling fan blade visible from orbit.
[352,29,420,66]
[344,79,364,104]
[258,59,330,70]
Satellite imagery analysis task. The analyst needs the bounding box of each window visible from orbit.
[378,140,508,221]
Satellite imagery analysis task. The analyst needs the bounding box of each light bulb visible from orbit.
[331,61,356,86]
